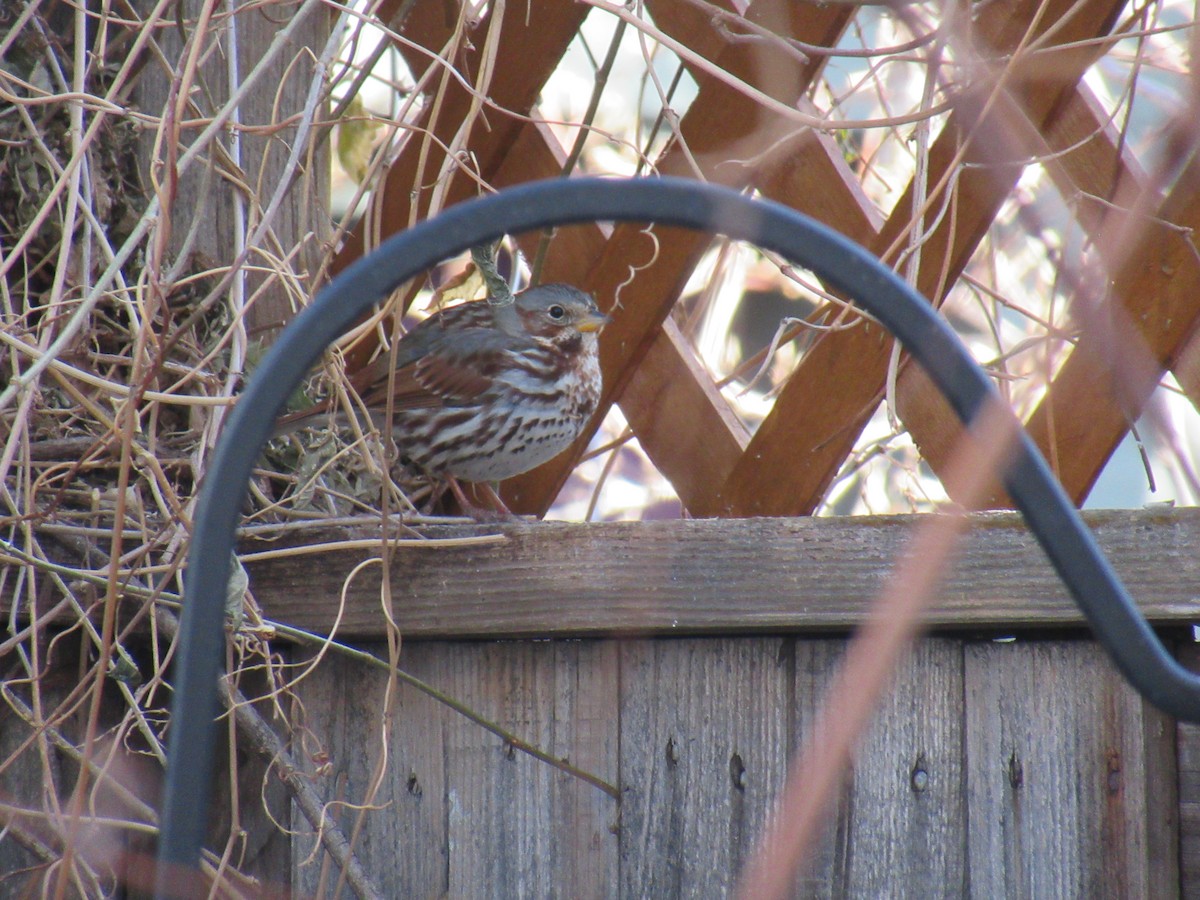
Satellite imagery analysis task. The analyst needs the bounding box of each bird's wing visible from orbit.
[274,302,518,434]
[353,326,520,410]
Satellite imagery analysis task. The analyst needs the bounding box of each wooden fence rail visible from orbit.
[244,509,1200,639]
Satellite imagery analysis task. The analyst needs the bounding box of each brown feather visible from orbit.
[272,283,610,485]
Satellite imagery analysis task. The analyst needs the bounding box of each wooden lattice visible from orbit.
[328,0,1200,519]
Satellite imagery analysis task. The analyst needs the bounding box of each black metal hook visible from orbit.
[156,176,1200,894]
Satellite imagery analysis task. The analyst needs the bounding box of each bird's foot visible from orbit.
[446,477,524,523]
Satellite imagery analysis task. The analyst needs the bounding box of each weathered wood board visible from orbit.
[291,640,621,898]
[964,640,1177,899]
[243,509,1200,640]
[286,635,1183,897]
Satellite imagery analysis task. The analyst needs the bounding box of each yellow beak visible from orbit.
[577,312,611,334]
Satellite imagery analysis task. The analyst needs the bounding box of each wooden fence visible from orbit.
[245,509,1199,897]
[5,509,1200,897]
[285,634,1191,898]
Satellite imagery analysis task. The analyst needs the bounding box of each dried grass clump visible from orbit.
[1,2,352,894]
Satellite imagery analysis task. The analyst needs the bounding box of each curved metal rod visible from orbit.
[158,176,1200,891]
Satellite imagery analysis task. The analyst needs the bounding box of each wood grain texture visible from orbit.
[1177,644,1200,898]
[290,640,620,898]
[1002,39,1200,507]
[242,508,1200,641]
[209,678,294,894]
[282,634,1180,895]
[719,102,1018,516]
[755,121,885,239]
[132,0,330,335]
[820,638,969,897]
[963,639,1178,899]
[796,639,968,897]
[617,638,793,897]
[0,674,70,887]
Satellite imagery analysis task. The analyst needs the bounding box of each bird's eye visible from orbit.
[548,304,566,320]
